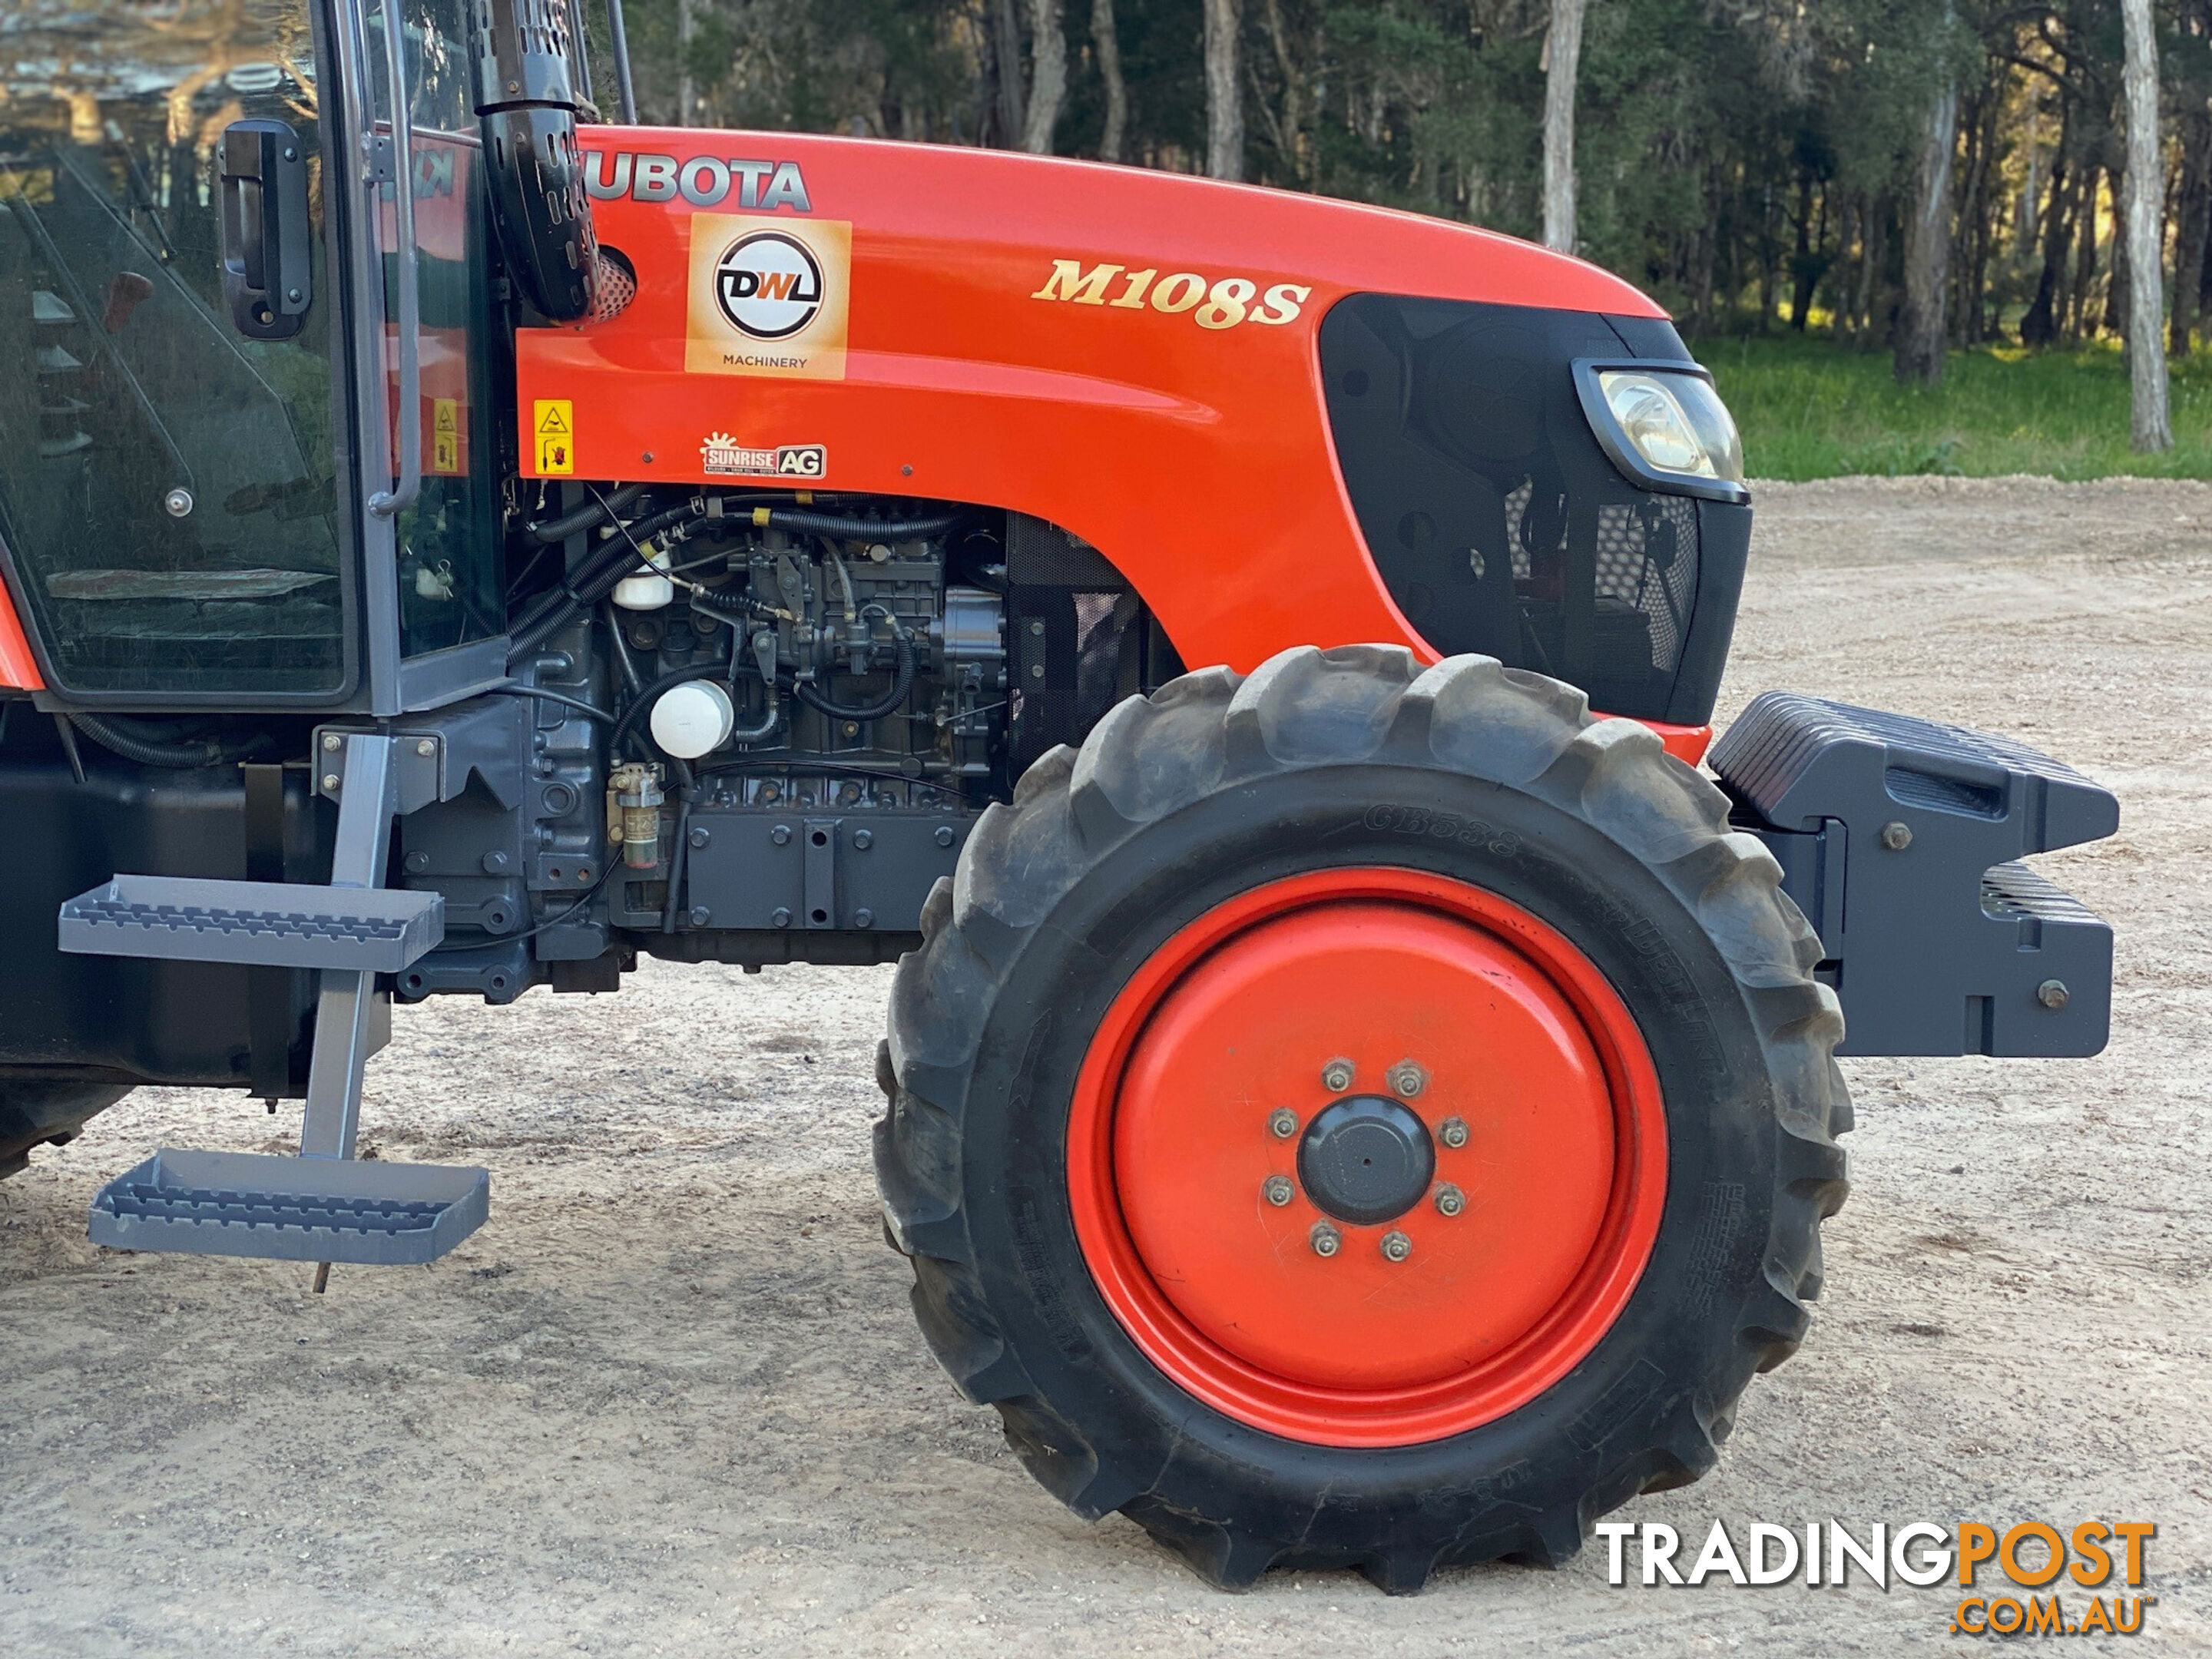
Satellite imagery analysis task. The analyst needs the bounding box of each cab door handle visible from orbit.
[218,118,313,339]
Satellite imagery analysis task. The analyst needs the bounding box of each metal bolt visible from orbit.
[842,721,860,737]
[688,826,710,849]
[321,773,341,792]
[481,850,510,874]
[935,826,957,847]
[1879,820,1913,852]
[1320,1058,1355,1093]
[1267,1107,1299,1140]
[321,732,342,752]
[1029,620,1045,636]
[689,906,710,927]
[1380,1230,1412,1263]
[770,825,792,846]
[2037,979,2071,1011]
[1433,1183,1465,1217]
[1309,1221,1341,1258]
[853,829,874,849]
[1439,1116,1469,1149]
[854,907,874,927]
[1030,664,1046,679]
[415,737,436,758]
[1388,1060,1427,1099]
[162,486,194,518]
[403,850,430,873]
[1263,1174,1294,1207]
[770,907,792,928]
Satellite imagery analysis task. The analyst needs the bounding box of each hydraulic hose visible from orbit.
[508,502,705,661]
[67,713,275,768]
[790,628,916,722]
[743,507,962,540]
[524,482,645,545]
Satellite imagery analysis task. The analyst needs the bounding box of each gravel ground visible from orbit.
[3,476,2209,1656]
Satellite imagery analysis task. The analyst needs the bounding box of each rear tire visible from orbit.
[0,1072,131,1179]
[876,646,1849,1591]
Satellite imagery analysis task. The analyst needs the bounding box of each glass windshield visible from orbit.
[373,0,506,657]
[0,0,345,695]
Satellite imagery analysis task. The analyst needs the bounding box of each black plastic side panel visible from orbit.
[1319,295,1740,722]
[1670,500,1750,725]
[0,724,330,1086]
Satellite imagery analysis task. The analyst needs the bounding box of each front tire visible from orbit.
[876,646,1849,1591]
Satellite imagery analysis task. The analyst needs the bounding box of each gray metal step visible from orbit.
[58,874,442,971]
[88,1148,488,1265]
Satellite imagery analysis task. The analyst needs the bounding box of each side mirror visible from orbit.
[218,119,313,339]
[472,0,598,323]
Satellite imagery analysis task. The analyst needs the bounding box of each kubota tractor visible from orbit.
[1,0,2118,1593]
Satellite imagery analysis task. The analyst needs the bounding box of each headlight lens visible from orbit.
[1595,370,1745,486]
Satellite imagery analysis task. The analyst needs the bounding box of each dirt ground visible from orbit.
[3,476,2209,1656]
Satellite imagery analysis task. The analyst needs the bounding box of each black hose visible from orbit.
[748,507,962,541]
[525,483,645,545]
[790,629,917,722]
[68,713,274,768]
[508,503,705,661]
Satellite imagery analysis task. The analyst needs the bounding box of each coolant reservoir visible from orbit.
[650,679,734,759]
[612,548,674,610]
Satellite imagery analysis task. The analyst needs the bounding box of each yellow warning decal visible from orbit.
[431,397,459,475]
[533,399,573,475]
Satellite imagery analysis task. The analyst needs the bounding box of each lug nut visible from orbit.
[1879,820,1913,851]
[1309,1221,1341,1258]
[1439,1116,1469,1149]
[1267,1107,1299,1140]
[1387,1060,1427,1098]
[1263,1175,1295,1207]
[1320,1058,1354,1094]
[1380,1230,1412,1263]
[1433,1183,1465,1217]
[2037,979,2071,1011]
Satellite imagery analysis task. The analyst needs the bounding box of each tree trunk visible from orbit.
[2172,114,2212,355]
[1091,0,1128,162]
[2121,0,2173,447]
[1020,0,1067,154]
[1896,65,1959,385]
[676,0,694,125]
[992,0,1027,147]
[1204,0,1243,180]
[1541,0,1586,252]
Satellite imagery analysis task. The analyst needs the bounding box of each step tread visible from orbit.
[59,873,443,971]
[89,1148,488,1265]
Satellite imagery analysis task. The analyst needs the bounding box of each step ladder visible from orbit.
[57,733,489,1278]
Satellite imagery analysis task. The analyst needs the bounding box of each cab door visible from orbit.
[0,0,350,700]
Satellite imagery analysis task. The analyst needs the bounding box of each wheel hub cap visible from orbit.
[1298,1096,1434,1225]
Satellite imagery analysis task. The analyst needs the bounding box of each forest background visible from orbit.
[578,1,2212,478]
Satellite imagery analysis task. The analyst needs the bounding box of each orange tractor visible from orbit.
[0,0,2115,1591]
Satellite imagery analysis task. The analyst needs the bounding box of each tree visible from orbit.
[2121,0,2173,448]
[1542,0,1586,253]
[1021,0,1068,153]
[1204,0,1243,180]
[1896,5,1959,386]
[1091,0,1128,162]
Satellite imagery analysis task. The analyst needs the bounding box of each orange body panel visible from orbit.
[515,128,1661,677]
[0,575,41,690]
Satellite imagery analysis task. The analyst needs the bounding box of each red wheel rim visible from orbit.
[1068,867,1667,1447]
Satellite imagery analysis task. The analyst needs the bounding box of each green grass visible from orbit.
[1696,333,2212,481]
